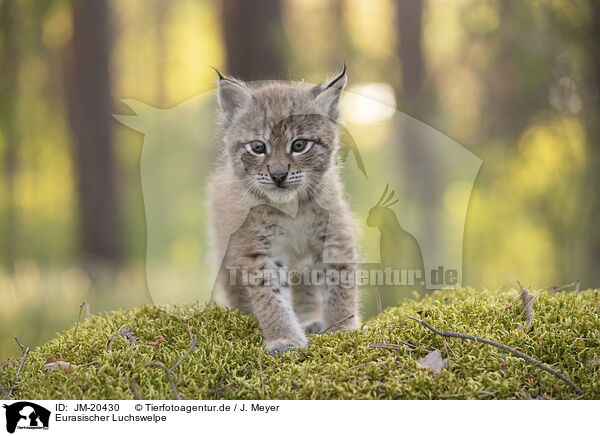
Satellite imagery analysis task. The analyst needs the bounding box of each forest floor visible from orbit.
[1,287,599,400]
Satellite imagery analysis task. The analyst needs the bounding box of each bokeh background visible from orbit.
[1,0,599,360]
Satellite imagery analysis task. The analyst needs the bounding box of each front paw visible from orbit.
[265,338,308,357]
[302,320,323,334]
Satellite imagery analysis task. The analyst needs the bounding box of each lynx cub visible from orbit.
[208,67,359,356]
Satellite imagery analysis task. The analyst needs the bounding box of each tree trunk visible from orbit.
[221,0,286,80]
[396,0,425,107]
[0,0,20,270]
[583,2,600,286]
[394,0,436,206]
[153,0,169,106]
[394,0,442,291]
[64,0,121,264]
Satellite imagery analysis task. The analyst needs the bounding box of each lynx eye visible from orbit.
[245,141,266,156]
[290,139,312,154]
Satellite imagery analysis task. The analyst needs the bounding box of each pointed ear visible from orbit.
[312,64,347,120]
[113,99,156,133]
[215,70,251,119]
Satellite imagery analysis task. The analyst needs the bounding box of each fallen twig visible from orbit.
[8,337,29,399]
[444,338,456,360]
[548,280,580,294]
[375,287,382,314]
[508,283,530,307]
[107,323,128,351]
[213,379,236,400]
[322,314,355,333]
[130,377,143,400]
[170,325,198,372]
[241,331,259,342]
[74,301,85,338]
[407,316,584,398]
[127,347,139,363]
[536,368,544,399]
[146,362,182,400]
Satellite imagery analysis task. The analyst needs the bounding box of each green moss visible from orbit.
[1,288,599,399]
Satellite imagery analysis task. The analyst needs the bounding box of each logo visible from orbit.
[114,79,481,311]
[2,402,50,433]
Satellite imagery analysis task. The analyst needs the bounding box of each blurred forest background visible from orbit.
[1,0,599,359]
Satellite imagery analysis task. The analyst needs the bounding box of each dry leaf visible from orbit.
[520,287,535,327]
[149,335,167,348]
[417,349,448,374]
[44,357,79,373]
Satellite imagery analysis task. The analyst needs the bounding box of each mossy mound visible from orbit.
[1,288,599,399]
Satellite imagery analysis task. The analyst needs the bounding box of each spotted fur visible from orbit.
[208,68,359,356]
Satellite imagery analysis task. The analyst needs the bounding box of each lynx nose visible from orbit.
[268,165,289,185]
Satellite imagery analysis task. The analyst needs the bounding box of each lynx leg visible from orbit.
[220,266,252,313]
[244,258,308,356]
[292,282,323,333]
[322,263,359,333]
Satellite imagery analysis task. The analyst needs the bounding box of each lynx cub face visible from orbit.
[209,67,359,356]
[217,70,344,204]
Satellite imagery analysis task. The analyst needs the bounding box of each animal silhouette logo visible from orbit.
[363,184,425,309]
[2,402,50,433]
[367,184,424,274]
[114,83,482,311]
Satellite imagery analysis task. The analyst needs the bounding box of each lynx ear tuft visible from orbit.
[312,64,347,120]
[211,66,225,81]
[325,63,347,91]
[216,71,251,119]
